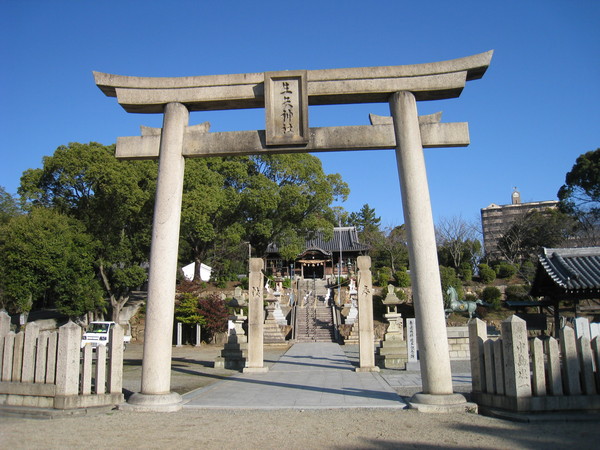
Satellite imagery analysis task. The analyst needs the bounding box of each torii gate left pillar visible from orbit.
[95,51,492,412]
[125,103,189,411]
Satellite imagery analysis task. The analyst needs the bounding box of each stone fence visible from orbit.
[0,311,124,409]
[469,316,600,414]
[447,327,472,360]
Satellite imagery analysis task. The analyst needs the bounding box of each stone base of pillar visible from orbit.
[408,393,477,413]
[243,367,269,374]
[355,366,380,373]
[119,392,183,412]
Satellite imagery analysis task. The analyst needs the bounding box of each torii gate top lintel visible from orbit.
[93,51,493,114]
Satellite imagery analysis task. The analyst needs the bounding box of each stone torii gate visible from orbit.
[94,51,493,412]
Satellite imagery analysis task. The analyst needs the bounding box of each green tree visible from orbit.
[376,267,391,287]
[505,285,530,302]
[240,154,349,257]
[558,148,600,246]
[348,204,381,235]
[478,263,496,283]
[440,266,463,307]
[0,186,21,225]
[459,262,473,282]
[493,262,517,279]
[394,266,411,287]
[376,225,409,274]
[175,293,206,325]
[18,142,156,321]
[481,286,502,310]
[179,158,246,281]
[0,208,104,316]
[182,154,351,279]
[497,208,576,268]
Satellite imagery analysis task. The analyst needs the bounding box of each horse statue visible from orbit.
[445,286,484,321]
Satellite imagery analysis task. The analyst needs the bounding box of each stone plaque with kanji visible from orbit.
[264,71,309,146]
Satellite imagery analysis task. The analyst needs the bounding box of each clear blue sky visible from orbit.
[1,1,598,230]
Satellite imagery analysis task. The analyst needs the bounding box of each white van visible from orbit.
[81,321,132,349]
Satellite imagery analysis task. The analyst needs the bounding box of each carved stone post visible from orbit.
[560,325,581,395]
[390,91,465,410]
[55,321,81,398]
[468,318,487,393]
[356,256,378,372]
[109,324,124,395]
[501,315,532,398]
[21,322,40,383]
[127,102,188,412]
[0,310,10,337]
[244,258,268,373]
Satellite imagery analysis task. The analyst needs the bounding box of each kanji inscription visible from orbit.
[265,71,309,146]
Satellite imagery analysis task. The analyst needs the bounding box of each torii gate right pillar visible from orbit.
[390,91,467,410]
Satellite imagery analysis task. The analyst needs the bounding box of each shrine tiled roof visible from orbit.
[266,227,369,255]
[530,247,600,298]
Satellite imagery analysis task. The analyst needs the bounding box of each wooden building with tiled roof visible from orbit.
[531,247,600,300]
[265,227,369,279]
[527,247,600,336]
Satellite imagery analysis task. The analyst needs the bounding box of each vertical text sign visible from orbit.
[265,71,309,146]
[407,318,418,362]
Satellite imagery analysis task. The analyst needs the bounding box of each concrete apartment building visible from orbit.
[480,189,558,259]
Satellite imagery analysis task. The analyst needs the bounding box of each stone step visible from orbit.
[294,304,335,343]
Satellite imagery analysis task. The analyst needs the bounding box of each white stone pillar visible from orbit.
[195,323,202,347]
[390,92,463,408]
[128,102,188,412]
[176,322,183,347]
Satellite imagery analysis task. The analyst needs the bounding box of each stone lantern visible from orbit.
[377,285,408,369]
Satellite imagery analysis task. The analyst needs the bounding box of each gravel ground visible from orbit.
[2,408,599,449]
[2,343,600,449]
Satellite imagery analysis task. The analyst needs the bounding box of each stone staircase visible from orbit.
[295,304,335,342]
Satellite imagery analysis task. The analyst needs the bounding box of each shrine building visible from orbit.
[265,226,369,279]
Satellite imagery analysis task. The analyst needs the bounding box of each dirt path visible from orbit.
[2,343,599,448]
[2,408,599,449]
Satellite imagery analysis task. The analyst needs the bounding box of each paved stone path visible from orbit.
[183,342,407,409]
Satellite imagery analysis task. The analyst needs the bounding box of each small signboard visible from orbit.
[407,318,418,362]
[264,71,309,146]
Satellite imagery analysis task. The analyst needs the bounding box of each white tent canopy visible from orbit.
[181,262,212,282]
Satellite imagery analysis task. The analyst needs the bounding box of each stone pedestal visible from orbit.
[214,312,248,370]
[377,312,408,369]
[377,339,408,369]
[344,325,359,344]
[346,303,358,325]
[273,300,287,326]
[263,299,286,344]
[377,285,408,368]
